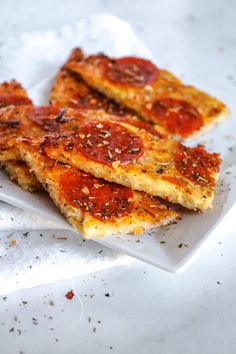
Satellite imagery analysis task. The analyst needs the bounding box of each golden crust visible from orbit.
[1,160,42,192]
[67,49,229,139]
[18,138,179,239]
[50,49,161,137]
[50,48,128,115]
[0,80,32,99]
[41,110,221,211]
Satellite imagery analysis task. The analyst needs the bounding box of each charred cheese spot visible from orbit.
[60,169,134,221]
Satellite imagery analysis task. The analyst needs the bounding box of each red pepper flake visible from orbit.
[65,290,75,300]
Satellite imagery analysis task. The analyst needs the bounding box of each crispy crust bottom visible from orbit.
[1,160,42,192]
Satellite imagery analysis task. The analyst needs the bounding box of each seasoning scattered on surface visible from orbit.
[65,290,75,300]
[178,243,188,248]
[32,317,38,325]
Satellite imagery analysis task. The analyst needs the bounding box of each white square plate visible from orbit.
[0,16,235,273]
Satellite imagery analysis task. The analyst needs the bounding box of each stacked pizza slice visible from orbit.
[0,47,228,238]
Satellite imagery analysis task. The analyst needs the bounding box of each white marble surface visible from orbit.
[0,0,236,353]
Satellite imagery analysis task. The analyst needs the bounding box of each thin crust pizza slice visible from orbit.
[0,81,64,192]
[0,80,42,191]
[67,49,229,139]
[50,48,161,137]
[0,80,33,160]
[41,110,221,211]
[0,104,61,191]
[18,137,179,238]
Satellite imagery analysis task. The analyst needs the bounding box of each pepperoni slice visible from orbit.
[105,57,158,88]
[145,98,203,137]
[27,106,60,131]
[174,145,221,186]
[75,120,144,165]
[0,95,32,108]
[60,169,133,221]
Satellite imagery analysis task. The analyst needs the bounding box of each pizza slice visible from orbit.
[0,80,34,160]
[0,80,42,191]
[50,48,161,137]
[41,110,221,211]
[18,137,179,238]
[66,49,229,139]
[0,81,63,191]
[0,103,61,191]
